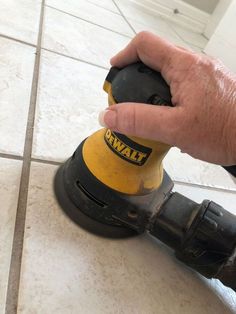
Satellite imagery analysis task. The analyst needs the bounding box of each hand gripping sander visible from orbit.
[54,62,236,291]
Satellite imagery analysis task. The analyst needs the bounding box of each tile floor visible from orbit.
[0,0,235,313]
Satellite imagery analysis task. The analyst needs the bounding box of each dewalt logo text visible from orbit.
[104,129,152,166]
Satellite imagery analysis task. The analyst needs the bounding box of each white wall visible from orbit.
[204,0,232,38]
[204,0,236,73]
[182,0,219,13]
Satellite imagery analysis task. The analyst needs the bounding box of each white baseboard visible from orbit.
[130,0,210,33]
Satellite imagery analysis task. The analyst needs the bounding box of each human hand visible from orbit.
[99,31,236,165]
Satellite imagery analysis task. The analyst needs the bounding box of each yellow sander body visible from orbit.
[83,66,171,195]
[83,128,169,194]
[54,62,174,237]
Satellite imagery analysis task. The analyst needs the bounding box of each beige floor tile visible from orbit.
[0,158,22,314]
[42,6,130,68]
[32,50,107,161]
[126,18,188,46]
[46,0,134,37]
[129,14,178,38]
[114,0,176,36]
[164,148,236,191]
[126,19,202,53]
[170,24,208,49]
[0,0,41,44]
[17,162,235,314]
[0,37,35,156]
[87,0,119,14]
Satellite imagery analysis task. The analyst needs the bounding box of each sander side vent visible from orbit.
[76,180,108,208]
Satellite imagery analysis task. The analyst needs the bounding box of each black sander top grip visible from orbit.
[107,62,172,106]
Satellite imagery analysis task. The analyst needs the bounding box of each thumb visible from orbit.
[98,103,180,146]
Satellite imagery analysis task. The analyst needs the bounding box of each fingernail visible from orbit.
[98,110,109,127]
[98,109,117,128]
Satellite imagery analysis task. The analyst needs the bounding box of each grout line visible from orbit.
[173,179,236,194]
[0,153,23,161]
[5,1,45,313]
[0,33,37,48]
[46,4,133,39]
[2,149,233,194]
[0,152,62,166]
[0,150,234,194]
[31,158,63,166]
[112,0,137,35]
[87,0,121,15]
[202,33,209,40]
[42,47,109,70]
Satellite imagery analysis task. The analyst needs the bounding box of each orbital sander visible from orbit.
[54,62,236,291]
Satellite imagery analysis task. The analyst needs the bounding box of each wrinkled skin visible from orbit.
[99,31,236,165]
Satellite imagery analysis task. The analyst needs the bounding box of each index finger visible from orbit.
[110,31,180,75]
